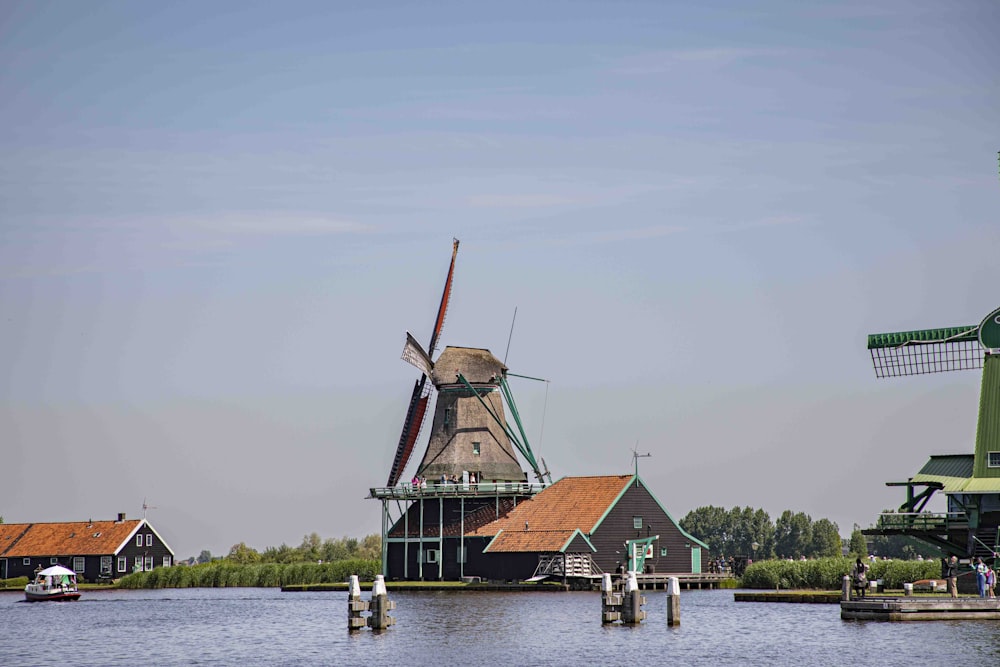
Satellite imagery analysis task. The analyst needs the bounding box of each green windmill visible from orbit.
[865,306,1000,560]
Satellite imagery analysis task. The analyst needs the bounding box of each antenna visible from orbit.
[631,445,651,485]
[142,497,158,519]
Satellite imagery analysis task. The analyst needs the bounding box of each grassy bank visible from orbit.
[740,557,941,590]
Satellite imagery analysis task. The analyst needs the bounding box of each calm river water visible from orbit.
[2,587,998,666]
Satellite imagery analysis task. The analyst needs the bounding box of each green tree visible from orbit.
[197,550,213,564]
[227,542,261,564]
[299,533,322,562]
[848,527,868,558]
[775,510,812,559]
[680,506,732,554]
[809,518,842,557]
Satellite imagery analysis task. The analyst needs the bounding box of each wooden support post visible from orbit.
[347,575,368,631]
[621,571,646,625]
[600,573,622,624]
[841,575,851,602]
[666,576,680,627]
[366,575,396,631]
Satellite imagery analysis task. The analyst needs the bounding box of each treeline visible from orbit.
[680,506,842,559]
[190,533,381,565]
[118,559,380,589]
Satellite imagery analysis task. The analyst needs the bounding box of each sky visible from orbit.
[1,0,998,560]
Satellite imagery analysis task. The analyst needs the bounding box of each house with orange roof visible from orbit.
[0,513,174,582]
[382,474,709,582]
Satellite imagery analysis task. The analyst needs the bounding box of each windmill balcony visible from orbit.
[875,511,968,532]
[368,482,545,501]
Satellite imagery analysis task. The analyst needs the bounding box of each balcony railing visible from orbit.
[369,482,546,500]
[875,512,968,532]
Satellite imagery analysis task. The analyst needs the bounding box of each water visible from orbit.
[2,588,998,666]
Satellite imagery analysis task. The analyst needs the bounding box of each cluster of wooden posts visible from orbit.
[601,572,681,626]
[347,574,396,632]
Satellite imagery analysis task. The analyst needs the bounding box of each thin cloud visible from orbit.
[610,47,788,75]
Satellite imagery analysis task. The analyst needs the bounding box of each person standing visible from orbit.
[946,555,959,598]
[986,561,997,599]
[975,557,988,598]
[850,557,868,599]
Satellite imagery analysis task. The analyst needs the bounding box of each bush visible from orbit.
[1,576,29,589]
[740,557,944,590]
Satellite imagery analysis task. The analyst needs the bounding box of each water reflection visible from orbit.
[1,588,998,666]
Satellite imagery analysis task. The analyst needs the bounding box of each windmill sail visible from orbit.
[385,239,460,487]
[867,325,982,378]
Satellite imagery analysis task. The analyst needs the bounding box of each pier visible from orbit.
[841,597,1000,621]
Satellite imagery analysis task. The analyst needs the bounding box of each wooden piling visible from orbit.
[621,571,646,625]
[665,576,680,627]
[841,575,850,602]
[600,573,622,624]
[347,575,368,631]
[366,575,396,631]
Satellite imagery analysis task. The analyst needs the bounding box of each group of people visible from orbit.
[408,472,478,488]
[942,555,996,598]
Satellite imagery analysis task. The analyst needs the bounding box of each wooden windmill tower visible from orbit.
[386,239,546,487]
[865,305,1000,561]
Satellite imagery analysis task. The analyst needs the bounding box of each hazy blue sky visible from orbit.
[2,1,997,559]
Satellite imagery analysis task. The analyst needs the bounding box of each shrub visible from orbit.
[740,557,944,590]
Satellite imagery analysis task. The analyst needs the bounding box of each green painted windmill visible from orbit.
[865,306,1000,559]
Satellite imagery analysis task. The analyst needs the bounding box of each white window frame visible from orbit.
[162,556,172,568]
[73,557,85,573]
[472,441,481,455]
[660,547,668,557]
[136,534,142,547]
[426,549,439,564]
[144,555,153,571]
[23,557,30,566]
[988,451,1000,468]
[633,516,643,529]
[50,557,59,565]
[101,556,112,574]
[134,556,143,572]
[118,556,127,572]
[146,534,153,547]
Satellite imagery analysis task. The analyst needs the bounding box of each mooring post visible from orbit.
[367,574,396,631]
[347,575,368,631]
[841,574,851,602]
[666,576,680,627]
[621,571,646,625]
[601,572,622,624]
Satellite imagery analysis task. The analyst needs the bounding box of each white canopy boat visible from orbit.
[24,565,81,602]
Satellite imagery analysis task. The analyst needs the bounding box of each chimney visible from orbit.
[117,512,126,522]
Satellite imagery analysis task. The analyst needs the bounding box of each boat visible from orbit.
[24,565,81,602]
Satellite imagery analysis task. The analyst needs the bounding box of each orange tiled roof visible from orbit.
[469,475,633,552]
[0,520,144,557]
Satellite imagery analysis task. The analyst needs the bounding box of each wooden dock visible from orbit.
[841,596,1000,621]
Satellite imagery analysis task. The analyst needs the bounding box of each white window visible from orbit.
[136,535,142,547]
[134,556,143,572]
[472,442,481,456]
[426,549,439,564]
[162,556,172,568]
[23,558,30,566]
[73,557,85,573]
[118,557,127,572]
[101,556,112,574]
[50,557,59,564]
[989,451,1000,468]
[146,534,153,547]
[633,516,643,529]
[144,555,153,571]
[660,547,668,557]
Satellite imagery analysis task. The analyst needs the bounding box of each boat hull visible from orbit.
[24,585,81,602]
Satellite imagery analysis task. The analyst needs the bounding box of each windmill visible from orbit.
[865,305,1000,559]
[386,239,547,487]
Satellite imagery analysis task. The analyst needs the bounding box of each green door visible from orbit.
[691,547,701,573]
